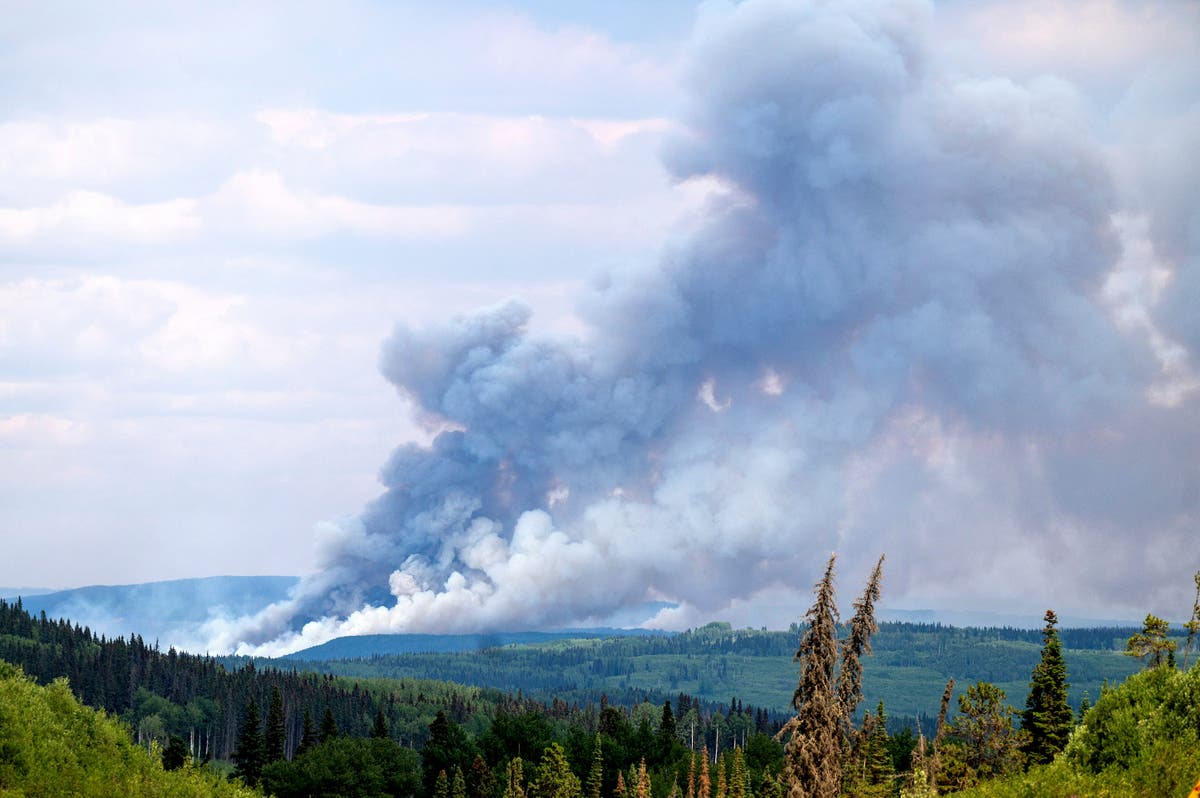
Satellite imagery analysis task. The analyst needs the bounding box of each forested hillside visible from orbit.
[3,590,1197,797]
[264,621,1145,729]
[0,660,258,797]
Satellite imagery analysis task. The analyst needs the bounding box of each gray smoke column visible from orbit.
[212,0,1200,656]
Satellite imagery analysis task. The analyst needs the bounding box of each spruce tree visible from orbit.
[232,697,264,787]
[614,771,626,798]
[531,743,582,798]
[635,759,650,798]
[783,554,842,798]
[470,754,496,798]
[838,555,884,728]
[1182,571,1200,669]
[162,735,188,771]
[264,685,286,764]
[319,707,339,743]
[587,733,604,798]
[866,701,893,788]
[698,746,710,798]
[729,747,746,798]
[371,707,390,739]
[435,770,451,798]
[296,708,317,757]
[453,765,468,798]
[504,758,527,798]
[1022,610,1072,765]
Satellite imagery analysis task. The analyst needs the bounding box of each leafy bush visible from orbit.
[949,663,1200,797]
[0,660,258,797]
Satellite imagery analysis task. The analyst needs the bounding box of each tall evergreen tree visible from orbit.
[531,743,582,798]
[264,686,286,764]
[837,555,884,728]
[319,707,339,743]
[729,747,746,798]
[453,765,468,798]
[635,759,650,798]
[698,746,710,798]
[435,770,451,798]
[1182,571,1200,670]
[371,707,390,740]
[232,697,265,787]
[504,758,526,798]
[1022,610,1073,765]
[587,733,604,798]
[295,708,317,757]
[470,754,496,798]
[783,554,842,798]
[162,735,188,771]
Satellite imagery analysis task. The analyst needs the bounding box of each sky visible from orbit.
[2,0,1198,654]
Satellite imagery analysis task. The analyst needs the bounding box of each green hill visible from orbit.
[0,660,259,797]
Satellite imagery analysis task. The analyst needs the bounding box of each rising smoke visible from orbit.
[210,0,1200,656]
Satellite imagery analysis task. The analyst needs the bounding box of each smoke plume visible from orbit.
[212,0,1200,656]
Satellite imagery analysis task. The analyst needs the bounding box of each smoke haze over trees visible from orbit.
[195,0,1200,657]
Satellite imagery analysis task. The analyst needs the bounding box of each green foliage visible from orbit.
[262,736,422,798]
[264,684,286,763]
[0,660,257,797]
[231,695,264,787]
[163,734,189,771]
[424,709,480,797]
[952,663,1200,797]
[531,743,582,798]
[936,682,1028,792]
[1125,614,1176,668]
[1021,610,1072,765]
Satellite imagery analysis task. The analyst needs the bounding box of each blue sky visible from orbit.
[2,1,1198,651]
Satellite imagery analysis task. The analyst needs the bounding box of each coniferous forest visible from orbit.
[2,562,1200,796]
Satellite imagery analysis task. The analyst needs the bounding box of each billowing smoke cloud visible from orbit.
[212,0,1200,656]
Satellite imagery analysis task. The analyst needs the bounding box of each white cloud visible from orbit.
[0,191,200,244]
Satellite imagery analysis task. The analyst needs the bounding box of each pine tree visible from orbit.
[635,759,650,798]
[532,743,582,798]
[782,554,842,798]
[698,746,710,798]
[1022,610,1072,765]
[929,677,953,793]
[1125,614,1176,667]
[232,697,264,787]
[319,707,339,743]
[296,708,317,757]
[587,733,604,798]
[372,707,390,739]
[162,734,188,771]
[1182,571,1200,669]
[471,754,497,798]
[436,770,451,798]
[866,701,893,787]
[504,758,527,798]
[729,747,746,798]
[614,771,626,798]
[686,752,696,798]
[264,685,286,764]
[838,555,884,729]
[453,765,468,798]
[714,756,726,798]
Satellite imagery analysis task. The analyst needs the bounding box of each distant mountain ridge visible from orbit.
[283,628,674,660]
[2,575,298,647]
